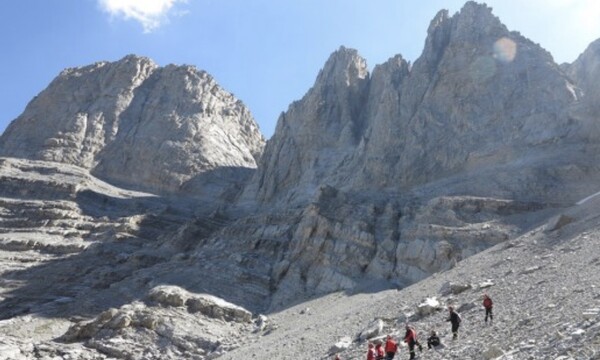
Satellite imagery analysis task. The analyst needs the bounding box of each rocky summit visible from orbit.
[1,1,600,359]
[0,55,265,196]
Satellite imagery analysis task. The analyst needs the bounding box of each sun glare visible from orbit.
[493,37,517,63]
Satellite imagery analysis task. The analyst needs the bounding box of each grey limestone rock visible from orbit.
[241,46,369,205]
[0,55,265,195]
[245,1,596,208]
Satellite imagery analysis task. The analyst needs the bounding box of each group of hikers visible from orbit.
[334,293,494,360]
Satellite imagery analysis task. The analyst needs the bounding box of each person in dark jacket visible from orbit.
[483,294,493,323]
[403,325,422,359]
[447,306,461,340]
[427,330,441,349]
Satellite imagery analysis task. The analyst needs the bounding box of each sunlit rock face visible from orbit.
[565,38,600,109]
[360,2,581,193]
[233,1,600,308]
[246,1,589,208]
[0,55,265,195]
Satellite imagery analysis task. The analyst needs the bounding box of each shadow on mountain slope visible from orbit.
[0,161,261,322]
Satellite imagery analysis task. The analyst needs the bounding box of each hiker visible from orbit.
[427,330,441,350]
[384,335,399,360]
[446,306,461,340]
[334,355,341,360]
[367,342,377,360]
[403,325,423,360]
[375,342,385,360]
[483,294,493,323]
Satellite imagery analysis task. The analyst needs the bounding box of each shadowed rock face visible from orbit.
[0,55,265,195]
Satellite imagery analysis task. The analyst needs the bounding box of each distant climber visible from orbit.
[483,293,493,324]
[367,342,377,360]
[403,325,423,359]
[446,306,461,340]
[375,341,385,359]
[334,355,341,360]
[426,330,441,350]
[384,335,399,359]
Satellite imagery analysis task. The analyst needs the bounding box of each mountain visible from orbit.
[230,0,600,308]
[246,1,592,208]
[1,1,600,359]
[0,55,265,196]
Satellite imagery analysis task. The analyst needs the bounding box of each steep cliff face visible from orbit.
[566,38,600,104]
[384,2,581,190]
[248,2,588,206]
[0,55,156,167]
[242,47,369,205]
[231,1,600,308]
[0,55,265,195]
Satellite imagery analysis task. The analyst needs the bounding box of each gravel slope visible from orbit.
[222,195,600,360]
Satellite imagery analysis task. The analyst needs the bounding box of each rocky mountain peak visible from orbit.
[315,46,369,88]
[241,47,371,205]
[0,55,265,195]
[565,38,600,106]
[456,1,497,26]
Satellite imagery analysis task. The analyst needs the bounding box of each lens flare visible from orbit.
[493,37,517,63]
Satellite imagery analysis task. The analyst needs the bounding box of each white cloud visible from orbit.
[98,0,187,33]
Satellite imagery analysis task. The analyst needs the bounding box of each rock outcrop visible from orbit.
[241,46,369,205]
[230,1,600,309]
[0,55,265,195]
[565,38,600,106]
[246,2,596,208]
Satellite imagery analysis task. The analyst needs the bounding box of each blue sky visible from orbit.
[1,0,599,139]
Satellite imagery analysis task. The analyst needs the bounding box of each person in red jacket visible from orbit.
[403,325,423,360]
[384,335,399,360]
[483,294,494,323]
[375,342,385,360]
[367,342,377,360]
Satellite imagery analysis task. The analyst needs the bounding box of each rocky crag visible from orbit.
[231,1,600,309]
[1,1,600,359]
[0,55,265,197]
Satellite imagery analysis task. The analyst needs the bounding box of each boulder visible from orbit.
[545,214,575,232]
[440,281,472,295]
[359,319,384,340]
[148,286,187,307]
[482,345,505,359]
[416,297,442,317]
[329,336,352,353]
[185,294,252,323]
